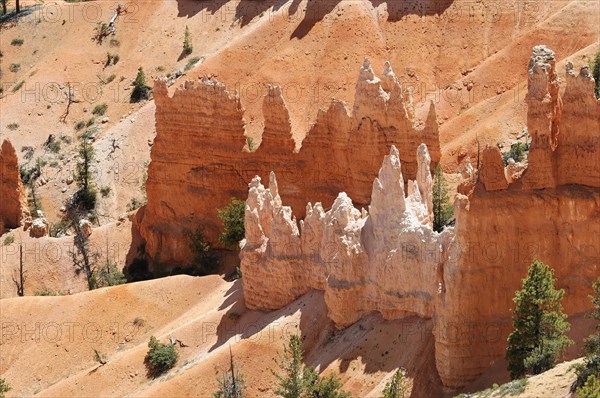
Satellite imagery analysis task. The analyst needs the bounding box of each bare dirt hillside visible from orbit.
[0,275,445,397]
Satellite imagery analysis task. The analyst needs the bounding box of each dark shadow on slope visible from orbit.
[176,0,229,18]
[290,0,341,40]
[234,0,292,27]
[369,0,454,22]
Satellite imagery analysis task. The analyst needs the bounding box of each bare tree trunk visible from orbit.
[2,0,7,15]
[15,0,19,13]
[12,243,25,296]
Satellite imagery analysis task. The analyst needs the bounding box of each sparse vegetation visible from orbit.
[577,374,600,398]
[92,260,125,288]
[92,103,108,116]
[131,67,151,102]
[502,142,528,165]
[432,164,453,232]
[188,227,219,276]
[109,38,120,47]
[86,118,95,127]
[73,139,97,210]
[12,81,24,92]
[106,73,116,84]
[183,25,193,56]
[100,186,111,197]
[75,120,85,130]
[0,378,11,398]
[506,260,572,379]
[43,134,61,153]
[93,22,111,44]
[382,368,409,398]
[145,336,178,377]
[217,198,245,248]
[7,123,19,130]
[214,349,246,398]
[572,277,600,392]
[49,220,70,237]
[246,137,254,152]
[3,235,14,246]
[592,51,600,100]
[272,335,351,398]
[34,288,65,296]
[184,56,201,72]
[127,197,144,212]
[10,38,24,46]
[452,378,528,398]
[9,63,20,73]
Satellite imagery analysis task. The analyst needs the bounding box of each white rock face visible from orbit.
[240,144,449,327]
[30,218,49,238]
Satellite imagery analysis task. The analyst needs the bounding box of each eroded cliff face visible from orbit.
[241,144,446,326]
[0,139,29,234]
[141,60,441,265]
[239,46,600,388]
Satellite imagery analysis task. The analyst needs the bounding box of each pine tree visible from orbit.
[592,51,600,100]
[272,335,350,398]
[217,198,246,248]
[131,67,151,102]
[214,348,246,398]
[183,26,193,56]
[74,139,97,210]
[381,368,409,398]
[432,164,453,232]
[506,260,573,379]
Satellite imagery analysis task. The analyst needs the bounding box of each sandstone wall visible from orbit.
[140,60,441,265]
[239,47,600,388]
[0,139,29,234]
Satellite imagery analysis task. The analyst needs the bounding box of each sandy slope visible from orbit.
[0,275,445,397]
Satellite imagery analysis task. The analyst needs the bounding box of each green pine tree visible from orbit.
[309,373,351,398]
[592,51,600,100]
[272,335,314,398]
[381,368,409,398]
[131,67,152,102]
[577,374,600,398]
[183,26,193,55]
[74,139,97,210]
[506,260,573,379]
[432,164,453,232]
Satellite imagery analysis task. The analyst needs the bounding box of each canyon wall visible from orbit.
[140,60,441,265]
[240,46,600,387]
[0,139,29,234]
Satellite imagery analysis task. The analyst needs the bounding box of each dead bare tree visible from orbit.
[60,83,80,123]
[11,243,26,296]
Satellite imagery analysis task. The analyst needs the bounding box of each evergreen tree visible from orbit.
[592,51,600,100]
[381,368,409,398]
[272,335,350,398]
[432,164,453,232]
[214,348,246,398]
[217,198,246,248]
[183,25,193,55]
[131,67,152,102]
[506,260,572,379]
[575,277,600,391]
[74,139,97,210]
[0,378,10,398]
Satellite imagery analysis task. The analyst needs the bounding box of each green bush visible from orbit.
[75,120,85,130]
[49,220,70,237]
[131,67,152,102]
[577,374,600,398]
[0,378,10,398]
[9,63,20,73]
[44,135,61,153]
[92,103,108,116]
[217,198,245,248]
[382,369,409,398]
[34,288,65,296]
[10,38,24,46]
[433,164,453,232]
[145,336,178,377]
[183,25,193,55]
[502,142,528,165]
[12,81,24,92]
[3,235,15,246]
[185,56,201,72]
[91,261,125,289]
[592,51,600,100]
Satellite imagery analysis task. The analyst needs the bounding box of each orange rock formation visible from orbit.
[0,139,29,234]
[140,60,441,265]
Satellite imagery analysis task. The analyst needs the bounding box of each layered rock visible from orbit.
[0,139,29,234]
[140,60,441,266]
[241,145,446,328]
[240,46,600,388]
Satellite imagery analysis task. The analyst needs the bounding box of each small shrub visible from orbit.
[92,261,126,288]
[92,103,108,116]
[133,317,146,327]
[100,186,111,197]
[246,137,255,152]
[9,63,20,73]
[145,336,178,377]
[21,146,34,160]
[3,235,15,246]
[131,67,152,102]
[12,81,24,92]
[109,38,120,47]
[188,228,219,276]
[75,120,85,130]
[382,368,409,398]
[577,374,600,398]
[7,123,19,130]
[502,142,528,165]
[44,135,61,153]
[49,220,70,237]
[11,38,24,46]
[184,56,201,72]
[0,378,11,398]
[106,74,116,84]
[86,118,95,127]
[592,51,600,100]
[127,197,144,212]
[34,288,65,296]
[217,198,245,248]
[183,25,193,55]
